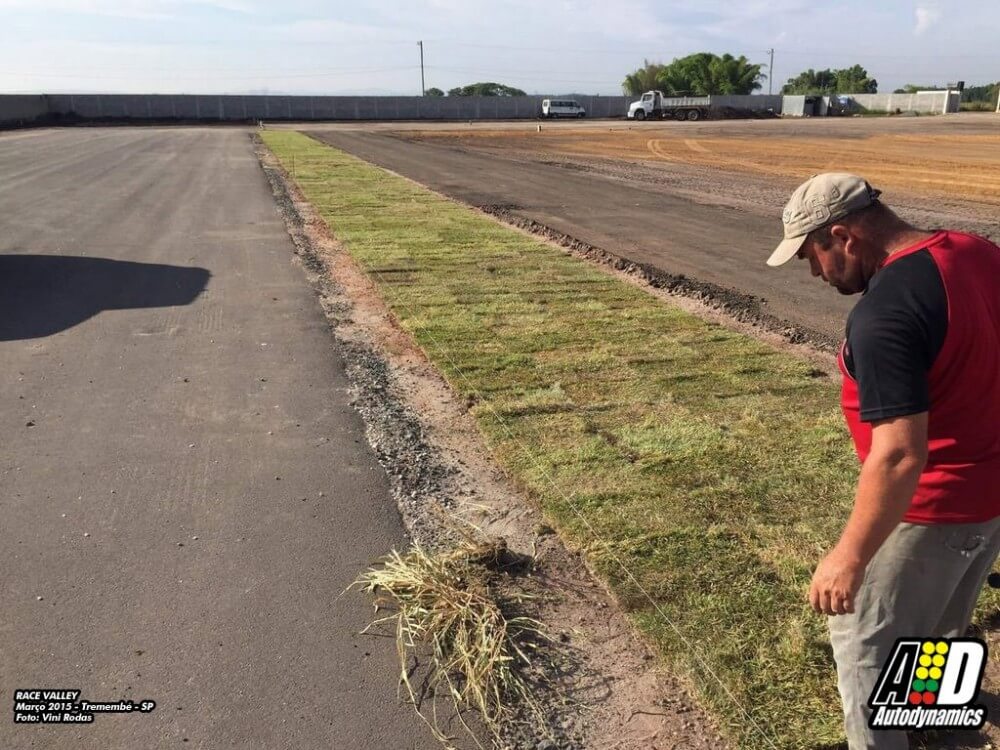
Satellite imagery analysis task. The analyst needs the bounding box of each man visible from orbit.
[767,173,1000,749]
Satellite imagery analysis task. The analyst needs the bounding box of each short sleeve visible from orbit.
[844,250,947,422]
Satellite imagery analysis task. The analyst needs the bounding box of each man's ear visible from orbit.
[829,223,854,254]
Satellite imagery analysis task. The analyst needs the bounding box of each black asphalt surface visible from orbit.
[312,129,856,343]
[0,128,438,749]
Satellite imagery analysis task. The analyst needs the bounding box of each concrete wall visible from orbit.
[7,90,972,128]
[6,91,962,126]
[39,94,634,121]
[781,91,960,116]
[782,95,811,116]
[847,91,958,113]
[710,94,783,112]
[10,93,785,124]
[0,95,49,127]
[782,95,836,116]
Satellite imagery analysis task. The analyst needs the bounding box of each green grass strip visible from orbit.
[261,130,999,749]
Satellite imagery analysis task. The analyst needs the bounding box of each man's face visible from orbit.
[796,228,866,295]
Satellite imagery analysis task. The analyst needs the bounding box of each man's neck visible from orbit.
[883,228,938,259]
[863,227,937,285]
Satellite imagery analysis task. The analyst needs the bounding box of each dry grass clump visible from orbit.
[354,538,549,749]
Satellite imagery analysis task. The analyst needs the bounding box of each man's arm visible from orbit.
[809,412,928,616]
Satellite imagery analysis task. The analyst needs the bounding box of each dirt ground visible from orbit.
[399,113,1000,229]
[298,114,1000,352]
[400,113,1000,213]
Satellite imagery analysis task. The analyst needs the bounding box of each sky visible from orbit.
[1,0,999,96]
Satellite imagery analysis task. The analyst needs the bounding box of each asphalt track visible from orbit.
[0,128,438,749]
[312,129,856,343]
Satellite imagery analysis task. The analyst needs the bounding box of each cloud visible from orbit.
[0,0,254,19]
[914,4,941,35]
[269,17,405,43]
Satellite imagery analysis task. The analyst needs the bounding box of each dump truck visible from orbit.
[627,91,710,121]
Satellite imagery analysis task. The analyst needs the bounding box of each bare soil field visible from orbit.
[302,114,1000,349]
[402,113,1000,214]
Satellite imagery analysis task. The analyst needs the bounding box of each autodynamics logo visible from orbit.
[869,638,987,730]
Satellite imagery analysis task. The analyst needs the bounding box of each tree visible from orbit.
[892,84,944,94]
[704,53,766,95]
[446,82,526,97]
[657,52,714,95]
[622,59,666,96]
[834,65,877,94]
[424,87,444,97]
[782,66,876,95]
[962,82,999,102]
[892,83,997,102]
[782,69,838,95]
[653,52,764,96]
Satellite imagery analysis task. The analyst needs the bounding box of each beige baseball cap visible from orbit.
[767,173,882,267]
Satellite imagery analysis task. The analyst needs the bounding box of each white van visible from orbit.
[542,99,586,118]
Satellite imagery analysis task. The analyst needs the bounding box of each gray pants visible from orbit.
[828,517,1000,750]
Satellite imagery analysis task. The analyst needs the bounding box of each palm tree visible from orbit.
[710,54,765,95]
[654,53,764,96]
[622,60,665,96]
[659,52,714,95]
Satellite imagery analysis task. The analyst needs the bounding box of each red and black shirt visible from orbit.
[838,230,1000,524]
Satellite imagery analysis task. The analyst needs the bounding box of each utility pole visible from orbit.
[767,48,775,95]
[417,40,425,96]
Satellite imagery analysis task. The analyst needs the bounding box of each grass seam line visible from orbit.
[296,134,817,391]
[353,267,782,750]
[279,134,783,750]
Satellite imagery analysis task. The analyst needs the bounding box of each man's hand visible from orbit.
[809,547,866,615]
[807,413,928,617]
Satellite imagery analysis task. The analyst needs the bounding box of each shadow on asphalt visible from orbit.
[0,254,210,341]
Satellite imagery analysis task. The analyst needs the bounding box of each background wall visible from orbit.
[840,91,958,113]
[39,94,633,122]
[39,93,781,121]
[0,91,963,127]
[0,94,49,126]
[710,94,782,112]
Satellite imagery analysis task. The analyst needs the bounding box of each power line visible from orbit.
[767,48,774,95]
[6,41,998,90]
[428,65,622,85]
[422,39,643,56]
[6,65,417,81]
[773,48,1000,59]
[409,39,1000,62]
[417,40,425,96]
[8,61,415,75]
